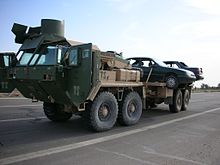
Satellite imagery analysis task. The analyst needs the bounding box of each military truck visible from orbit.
[0,52,16,93]
[4,19,194,131]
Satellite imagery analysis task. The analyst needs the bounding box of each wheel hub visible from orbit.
[128,103,136,117]
[167,78,175,87]
[101,107,109,117]
[98,104,110,121]
[129,104,135,113]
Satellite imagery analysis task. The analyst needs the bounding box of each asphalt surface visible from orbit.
[0,92,220,165]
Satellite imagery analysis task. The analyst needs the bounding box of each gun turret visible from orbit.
[11,19,65,46]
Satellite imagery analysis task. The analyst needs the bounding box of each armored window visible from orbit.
[29,54,40,65]
[3,56,9,67]
[69,49,78,65]
[19,52,33,65]
[37,46,57,65]
[57,46,68,64]
[82,49,90,58]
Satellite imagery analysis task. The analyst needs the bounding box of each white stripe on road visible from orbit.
[1,107,220,165]
[0,117,46,123]
[0,104,42,108]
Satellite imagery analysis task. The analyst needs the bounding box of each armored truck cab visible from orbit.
[11,20,98,105]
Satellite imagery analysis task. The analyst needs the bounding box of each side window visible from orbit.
[142,60,155,67]
[3,56,9,67]
[69,49,78,65]
[82,49,90,58]
[142,61,149,67]
[169,63,179,68]
[130,59,138,66]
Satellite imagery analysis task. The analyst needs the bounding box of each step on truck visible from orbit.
[3,19,194,131]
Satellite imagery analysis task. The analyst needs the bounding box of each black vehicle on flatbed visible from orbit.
[164,61,204,81]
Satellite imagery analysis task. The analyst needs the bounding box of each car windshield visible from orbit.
[180,62,188,67]
[153,58,167,67]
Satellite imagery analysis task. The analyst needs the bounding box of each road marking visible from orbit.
[1,107,220,165]
[0,117,46,123]
[96,148,158,165]
[0,104,42,108]
[143,150,205,165]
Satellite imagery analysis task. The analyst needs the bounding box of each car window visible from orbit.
[168,63,179,68]
[142,60,155,67]
[129,59,140,66]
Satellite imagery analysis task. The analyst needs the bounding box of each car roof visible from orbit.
[126,57,153,60]
[164,61,179,63]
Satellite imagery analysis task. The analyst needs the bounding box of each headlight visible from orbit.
[185,70,196,78]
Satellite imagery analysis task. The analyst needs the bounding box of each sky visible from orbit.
[0,0,220,87]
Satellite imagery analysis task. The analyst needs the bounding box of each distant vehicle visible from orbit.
[0,52,16,93]
[126,57,196,89]
[164,61,204,81]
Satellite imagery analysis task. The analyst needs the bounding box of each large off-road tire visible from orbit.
[165,75,178,89]
[86,92,118,132]
[169,89,182,113]
[118,91,142,126]
[181,89,190,111]
[43,102,72,122]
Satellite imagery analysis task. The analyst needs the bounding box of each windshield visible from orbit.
[153,58,167,67]
[180,62,188,67]
[36,46,57,65]
[17,46,62,66]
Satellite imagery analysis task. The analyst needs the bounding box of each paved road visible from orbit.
[0,92,220,165]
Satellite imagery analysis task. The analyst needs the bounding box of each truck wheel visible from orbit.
[118,91,142,126]
[169,89,182,113]
[181,89,190,111]
[43,102,72,122]
[165,75,178,89]
[87,92,118,132]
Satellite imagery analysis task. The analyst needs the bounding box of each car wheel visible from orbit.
[166,75,178,89]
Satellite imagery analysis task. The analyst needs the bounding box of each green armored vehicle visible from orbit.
[6,19,193,131]
[0,52,16,93]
